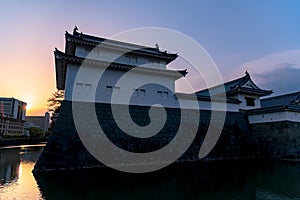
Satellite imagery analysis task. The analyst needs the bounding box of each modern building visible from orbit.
[0,98,26,137]
[25,112,50,132]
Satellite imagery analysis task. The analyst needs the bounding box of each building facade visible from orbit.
[56,28,273,112]
[34,28,300,172]
[248,91,300,124]
[247,92,300,158]
[56,28,186,107]
[24,112,50,132]
[0,98,26,137]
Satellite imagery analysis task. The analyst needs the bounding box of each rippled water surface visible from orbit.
[0,145,44,200]
[1,145,300,200]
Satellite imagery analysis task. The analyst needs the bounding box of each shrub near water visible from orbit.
[2,134,27,139]
[29,127,45,138]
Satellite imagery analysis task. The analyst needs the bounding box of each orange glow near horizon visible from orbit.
[0,35,57,116]
[0,18,116,117]
[0,73,55,116]
[0,23,116,116]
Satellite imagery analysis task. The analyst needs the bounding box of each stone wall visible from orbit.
[251,121,300,159]
[34,100,257,171]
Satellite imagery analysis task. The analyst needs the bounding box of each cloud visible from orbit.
[174,49,300,95]
[255,66,300,95]
[229,49,300,95]
[239,49,300,74]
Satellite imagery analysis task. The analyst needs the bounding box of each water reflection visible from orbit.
[0,146,44,200]
[34,161,300,200]
[0,148,20,185]
[1,146,300,200]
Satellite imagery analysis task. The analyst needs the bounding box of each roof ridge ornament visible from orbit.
[155,43,159,50]
[73,26,79,35]
[177,69,188,77]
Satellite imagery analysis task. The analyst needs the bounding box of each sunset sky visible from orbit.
[1,0,300,115]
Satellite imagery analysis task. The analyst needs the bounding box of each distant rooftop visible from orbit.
[196,72,272,97]
[0,97,26,104]
[261,91,300,108]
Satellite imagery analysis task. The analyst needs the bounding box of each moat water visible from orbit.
[1,145,300,200]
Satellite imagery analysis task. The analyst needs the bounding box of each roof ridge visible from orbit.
[262,91,300,101]
[66,30,178,56]
[196,73,249,93]
[295,92,300,100]
[224,72,249,86]
[55,50,184,77]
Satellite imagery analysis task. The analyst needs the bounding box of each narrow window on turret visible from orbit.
[76,83,83,91]
[133,89,138,97]
[76,83,84,96]
[132,56,138,64]
[133,89,145,97]
[113,87,120,95]
[140,89,146,97]
[125,56,138,64]
[106,86,113,95]
[125,56,131,63]
[85,84,92,92]
[157,91,162,98]
[163,92,168,99]
[245,97,255,106]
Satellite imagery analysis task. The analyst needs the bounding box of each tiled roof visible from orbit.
[261,91,300,108]
[196,72,272,97]
[247,104,300,115]
[54,49,186,90]
[175,93,241,104]
[247,91,300,115]
[65,28,178,64]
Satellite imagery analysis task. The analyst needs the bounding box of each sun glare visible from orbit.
[26,104,32,111]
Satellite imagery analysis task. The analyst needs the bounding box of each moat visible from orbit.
[1,145,300,200]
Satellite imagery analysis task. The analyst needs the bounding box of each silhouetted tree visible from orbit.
[47,90,64,130]
[47,90,64,113]
[29,127,44,138]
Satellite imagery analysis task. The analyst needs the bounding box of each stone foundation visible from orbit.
[34,100,257,171]
[251,121,300,159]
